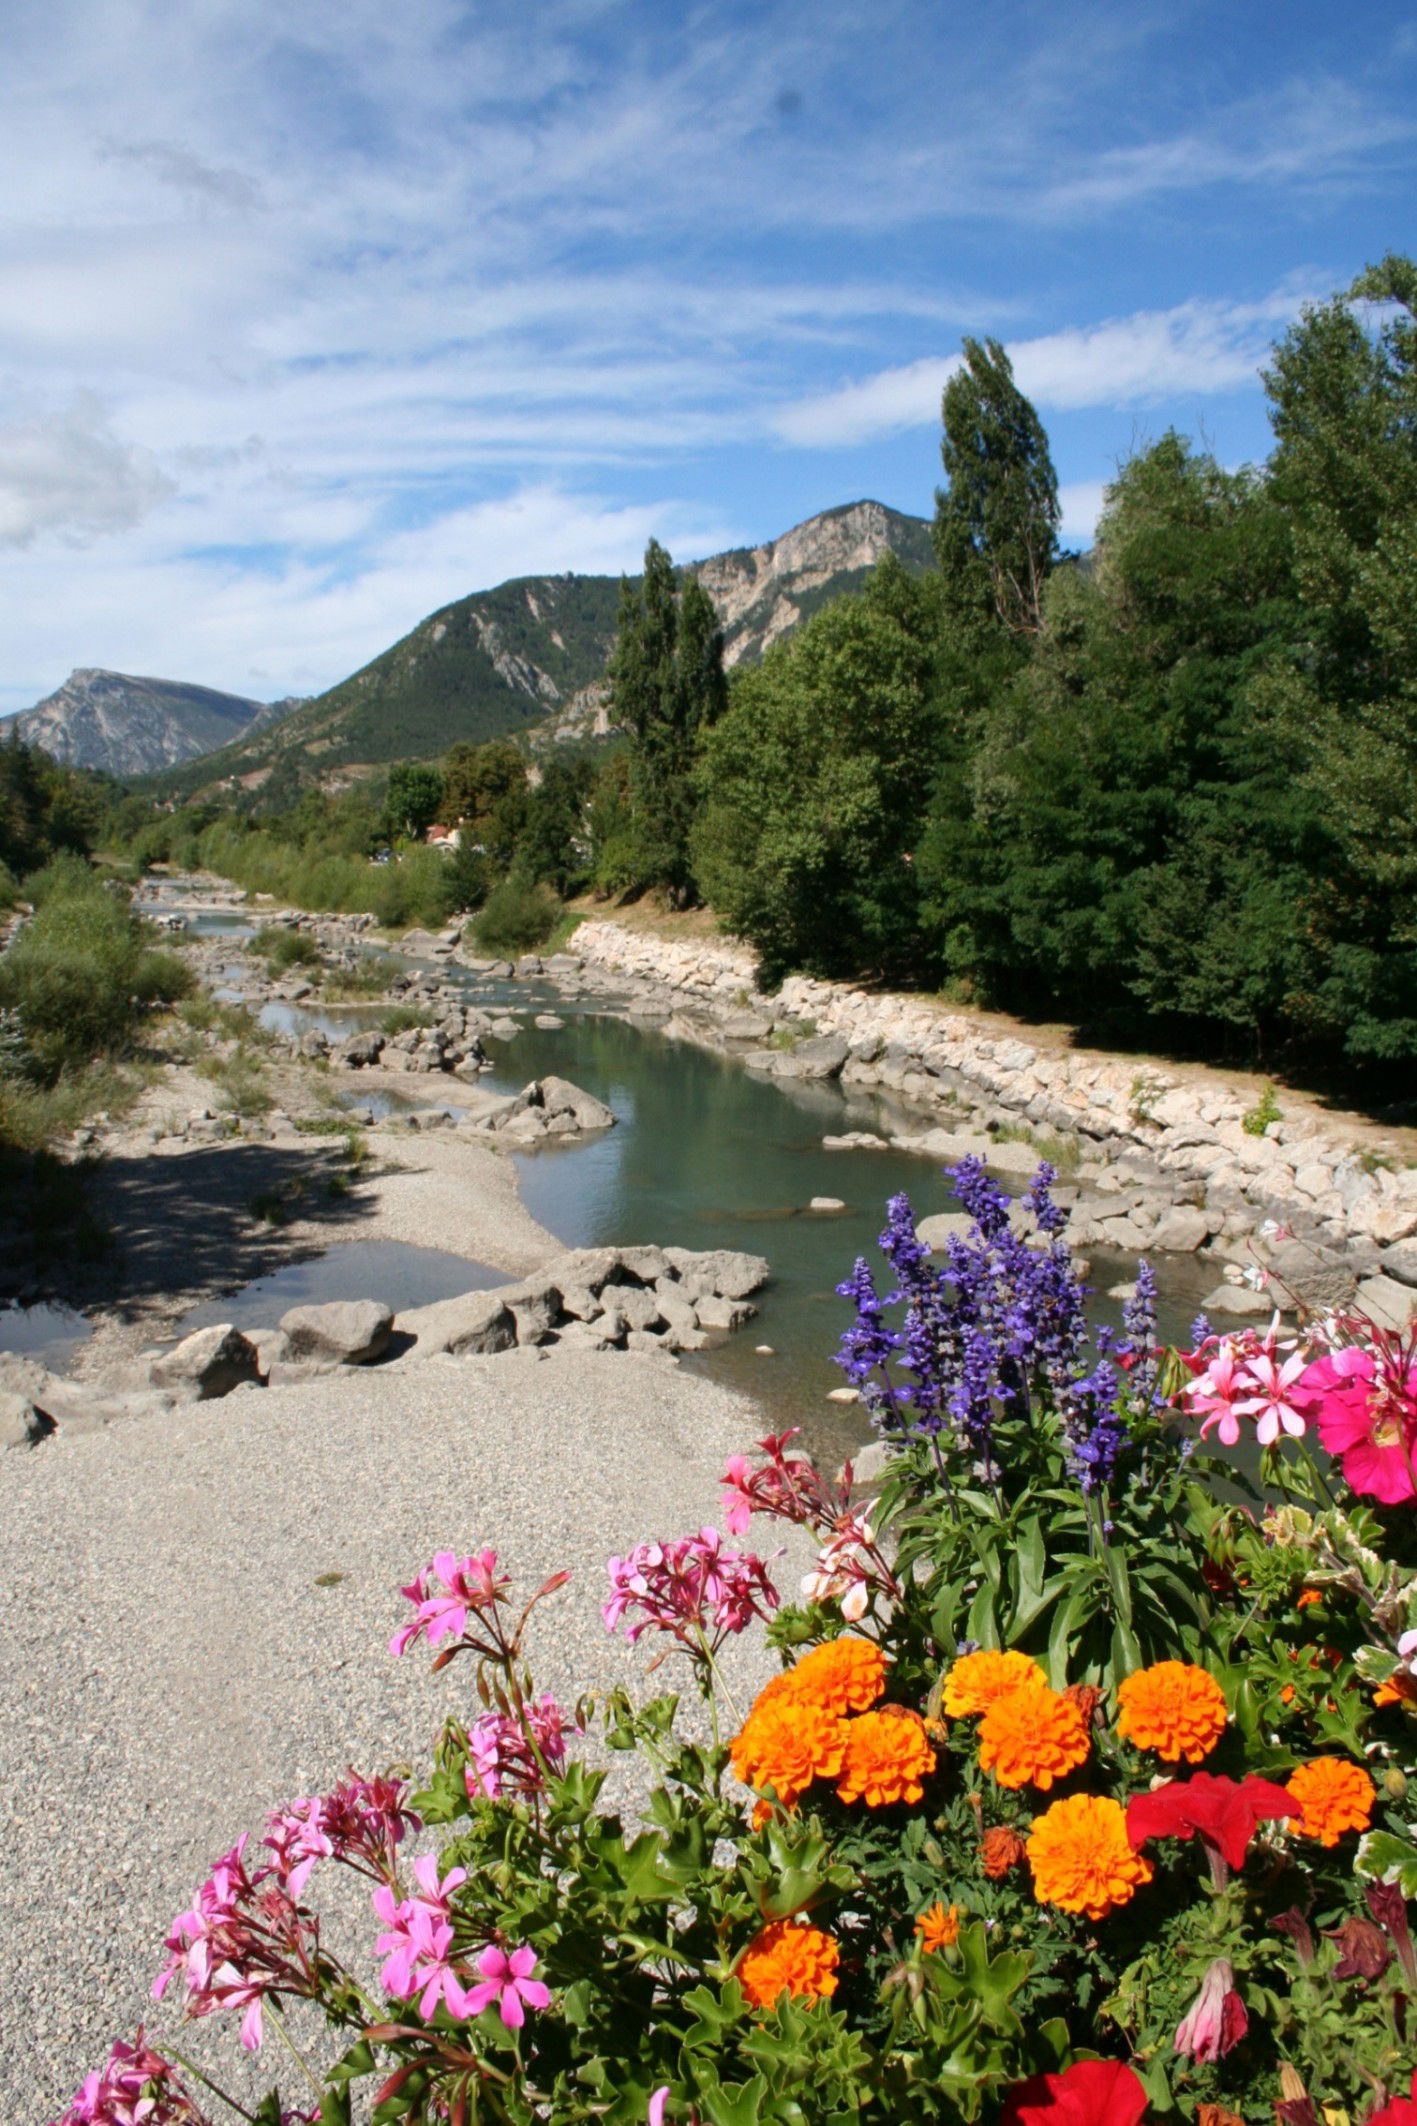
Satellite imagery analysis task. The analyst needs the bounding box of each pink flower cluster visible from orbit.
[373,1855,549,2028]
[265,1771,420,1894]
[603,1527,779,1651]
[1181,1317,1313,1448]
[1181,1319,1417,1504]
[467,1694,575,1802]
[390,1548,510,1657]
[152,1835,320,2052]
[721,1429,903,1621]
[49,2036,209,2126]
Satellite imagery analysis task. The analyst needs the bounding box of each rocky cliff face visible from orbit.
[694,499,933,668]
[10,669,299,777]
[531,499,933,749]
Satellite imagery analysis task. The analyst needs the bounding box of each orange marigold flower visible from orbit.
[1115,1661,1227,1763]
[1375,1672,1417,1709]
[1286,1757,1376,1847]
[1026,1793,1154,1919]
[785,1636,887,1716]
[1296,1588,1322,1609]
[836,1705,935,1807]
[979,1681,1090,1791]
[1196,2108,1245,2126]
[981,1824,1029,1878]
[942,1649,1047,1717]
[730,1697,845,1807]
[737,1920,840,2008]
[915,1902,961,1952]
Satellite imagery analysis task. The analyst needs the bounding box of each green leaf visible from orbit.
[1356,1829,1417,1896]
[700,2074,769,2126]
[965,1577,1001,1651]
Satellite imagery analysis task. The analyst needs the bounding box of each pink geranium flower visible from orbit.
[462,1943,551,2029]
[372,1854,475,2022]
[50,2034,206,2126]
[390,1550,509,1657]
[603,1527,778,1652]
[1301,1335,1417,1504]
[1233,1346,1315,1446]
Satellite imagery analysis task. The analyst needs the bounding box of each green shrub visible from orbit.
[0,866,193,1080]
[1242,1082,1283,1136]
[471,874,563,956]
[249,927,322,972]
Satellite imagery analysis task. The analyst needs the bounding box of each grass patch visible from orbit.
[378,1004,433,1036]
[322,954,401,1001]
[198,1045,273,1117]
[994,1118,1082,1174]
[1242,1083,1283,1137]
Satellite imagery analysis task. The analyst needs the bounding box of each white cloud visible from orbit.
[773,291,1311,447]
[0,393,174,547]
[1058,480,1107,550]
[0,483,743,714]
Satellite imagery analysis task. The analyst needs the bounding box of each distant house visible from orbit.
[425,823,463,852]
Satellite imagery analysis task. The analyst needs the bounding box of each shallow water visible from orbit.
[0,1299,92,1370]
[224,961,1225,1464]
[174,1240,505,1339]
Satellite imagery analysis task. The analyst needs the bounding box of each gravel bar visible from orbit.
[0,1346,793,2121]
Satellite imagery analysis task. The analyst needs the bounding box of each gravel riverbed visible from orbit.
[0,1346,792,2122]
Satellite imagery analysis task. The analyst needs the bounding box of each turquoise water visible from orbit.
[449,975,1217,1459]
[175,1240,504,1338]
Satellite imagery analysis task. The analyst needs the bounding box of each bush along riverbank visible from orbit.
[47,1158,1417,2125]
[569,919,1417,1332]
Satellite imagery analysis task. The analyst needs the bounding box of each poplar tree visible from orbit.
[606,538,726,904]
[932,336,1060,640]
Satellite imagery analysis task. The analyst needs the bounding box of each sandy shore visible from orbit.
[0,1345,795,2122]
[65,1057,562,1379]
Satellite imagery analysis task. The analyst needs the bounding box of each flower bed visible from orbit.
[52,1159,1417,2125]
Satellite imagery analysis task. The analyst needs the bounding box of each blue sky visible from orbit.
[1,0,1414,714]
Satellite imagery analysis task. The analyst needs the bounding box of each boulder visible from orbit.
[1201,1283,1280,1319]
[396,1290,517,1358]
[694,1292,757,1331]
[0,1388,53,1450]
[1379,1238,1417,1289]
[822,1131,888,1151]
[984,1138,1049,1176]
[786,1035,851,1080]
[279,1300,393,1365]
[1355,1275,1417,1333]
[534,1014,565,1031]
[916,1211,974,1252]
[808,1196,846,1213]
[538,1075,616,1131]
[1148,1205,1211,1253]
[334,1029,385,1068]
[248,1327,291,1377]
[618,1244,672,1283]
[399,929,442,958]
[497,1282,562,1345]
[150,1323,264,1400]
[722,1010,775,1040]
[665,1247,770,1300]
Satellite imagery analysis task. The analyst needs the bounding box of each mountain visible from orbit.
[133,499,935,804]
[8,669,301,778]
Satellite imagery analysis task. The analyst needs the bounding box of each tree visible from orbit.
[384,760,446,843]
[932,336,1059,641]
[918,434,1318,1049]
[692,555,940,982]
[606,539,727,904]
[1261,253,1417,1063]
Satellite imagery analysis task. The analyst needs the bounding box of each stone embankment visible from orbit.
[569,921,1417,1328]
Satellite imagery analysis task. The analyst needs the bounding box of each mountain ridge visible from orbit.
[8,669,301,778]
[55,499,935,803]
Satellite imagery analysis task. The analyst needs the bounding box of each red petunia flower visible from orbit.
[1367,2070,1417,2125]
[999,2058,1149,2126]
[1125,1772,1293,1875]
